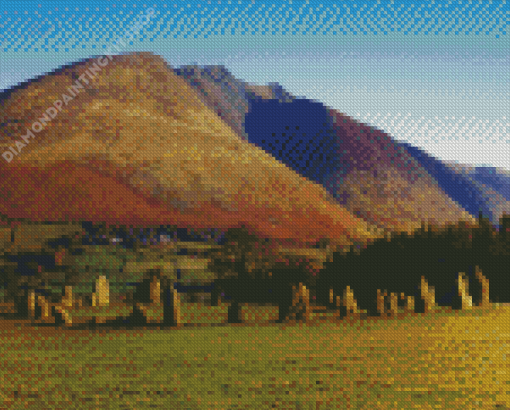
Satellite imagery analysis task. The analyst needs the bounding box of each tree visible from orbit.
[208,225,281,279]
[316,218,493,316]
[0,218,85,318]
[208,224,278,306]
[496,213,510,250]
[208,224,316,322]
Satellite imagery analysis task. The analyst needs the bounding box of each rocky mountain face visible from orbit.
[319,109,479,233]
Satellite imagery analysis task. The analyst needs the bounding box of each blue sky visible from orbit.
[1,0,508,170]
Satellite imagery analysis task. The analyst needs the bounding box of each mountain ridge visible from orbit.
[174,63,477,234]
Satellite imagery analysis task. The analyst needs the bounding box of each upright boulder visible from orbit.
[92,275,110,307]
[54,285,75,327]
[132,271,173,325]
[90,276,110,324]
[150,275,161,306]
[61,286,74,308]
[286,283,311,323]
[457,272,473,310]
[163,283,181,327]
[420,276,436,313]
[37,295,54,323]
[28,290,36,320]
[404,295,415,314]
[387,292,399,317]
[475,266,490,307]
[343,286,360,318]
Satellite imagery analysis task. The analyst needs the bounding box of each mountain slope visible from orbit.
[172,64,298,142]
[399,145,510,230]
[241,98,477,234]
[174,64,478,235]
[0,52,377,249]
[321,109,478,234]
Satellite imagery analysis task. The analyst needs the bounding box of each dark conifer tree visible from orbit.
[315,217,504,317]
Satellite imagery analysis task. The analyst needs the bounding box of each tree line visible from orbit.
[208,213,509,320]
[0,212,508,322]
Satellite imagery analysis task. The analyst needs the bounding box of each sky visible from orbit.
[0,0,508,171]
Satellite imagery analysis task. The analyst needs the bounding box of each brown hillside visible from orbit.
[0,52,378,249]
[324,109,478,234]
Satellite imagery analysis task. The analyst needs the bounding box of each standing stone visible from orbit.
[343,286,359,317]
[54,286,75,327]
[170,284,181,326]
[133,273,163,324]
[287,283,311,323]
[457,272,472,310]
[93,275,109,307]
[377,289,386,316]
[329,288,334,305]
[388,292,398,316]
[28,290,36,320]
[304,284,311,321]
[98,275,110,307]
[298,283,310,322]
[62,286,74,308]
[150,276,161,306]
[475,266,490,307]
[405,296,415,314]
[420,276,436,313]
[37,295,53,323]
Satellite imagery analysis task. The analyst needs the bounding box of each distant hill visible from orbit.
[398,146,510,230]
[174,63,478,236]
[441,160,510,202]
[179,63,508,233]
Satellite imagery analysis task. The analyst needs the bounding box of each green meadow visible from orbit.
[1,219,509,408]
[1,303,508,409]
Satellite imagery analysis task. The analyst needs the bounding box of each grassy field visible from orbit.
[0,223,508,408]
[0,303,508,409]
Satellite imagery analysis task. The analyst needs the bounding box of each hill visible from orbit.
[174,63,478,235]
[0,52,377,250]
[440,159,510,229]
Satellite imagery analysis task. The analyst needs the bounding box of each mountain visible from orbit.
[441,161,510,200]
[0,52,378,250]
[174,64,478,235]
[172,64,299,142]
[315,109,479,233]
[398,147,510,230]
